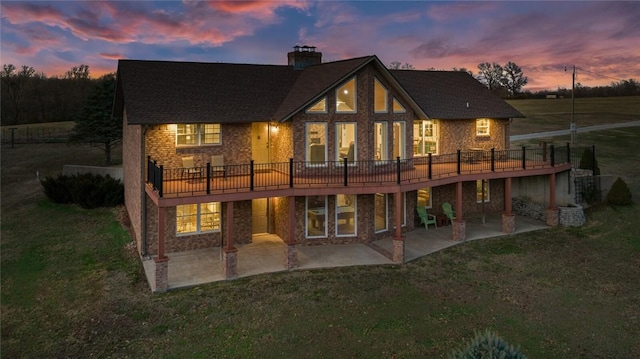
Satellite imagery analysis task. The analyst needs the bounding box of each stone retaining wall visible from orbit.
[513,197,585,227]
[559,204,586,227]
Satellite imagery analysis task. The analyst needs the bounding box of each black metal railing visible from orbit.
[146,146,585,198]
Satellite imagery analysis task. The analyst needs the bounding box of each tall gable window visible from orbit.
[306,97,327,113]
[374,78,387,113]
[336,77,356,113]
[476,118,490,136]
[177,124,221,146]
[306,122,327,165]
[392,98,406,113]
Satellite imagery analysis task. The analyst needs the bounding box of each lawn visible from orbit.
[2,108,640,358]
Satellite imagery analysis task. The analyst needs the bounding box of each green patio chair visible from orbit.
[416,206,437,230]
[442,202,456,221]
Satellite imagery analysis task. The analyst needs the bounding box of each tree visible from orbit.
[388,61,415,70]
[476,62,504,94]
[1,64,36,124]
[70,73,121,165]
[501,61,528,96]
[64,64,90,80]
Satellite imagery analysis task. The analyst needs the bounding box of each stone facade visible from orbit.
[123,119,144,254]
[559,204,586,226]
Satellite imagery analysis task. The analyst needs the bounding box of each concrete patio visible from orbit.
[142,214,548,291]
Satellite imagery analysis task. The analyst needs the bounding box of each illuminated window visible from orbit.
[417,188,432,209]
[176,202,221,235]
[374,78,387,113]
[306,97,327,113]
[393,121,405,159]
[476,118,490,136]
[336,123,356,163]
[374,193,388,232]
[476,180,490,203]
[336,194,356,236]
[306,195,327,237]
[413,120,437,156]
[306,122,327,165]
[374,122,388,161]
[176,124,221,146]
[336,77,356,113]
[392,98,406,113]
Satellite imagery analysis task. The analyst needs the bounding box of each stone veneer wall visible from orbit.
[512,197,547,221]
[559,205,586,226]
[437,118,508,154]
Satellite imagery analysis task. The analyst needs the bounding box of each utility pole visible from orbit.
[570,65,576,145]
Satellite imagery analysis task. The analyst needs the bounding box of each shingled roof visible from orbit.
[114,56,523,125]
[390,70,524,119]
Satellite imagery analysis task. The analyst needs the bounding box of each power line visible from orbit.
[575,66,624,82]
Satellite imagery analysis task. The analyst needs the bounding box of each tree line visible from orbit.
[1,64,100,126]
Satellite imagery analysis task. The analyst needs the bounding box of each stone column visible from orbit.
[283,196,299,269]
[154,256,169,292]
[222,248,238,279]
[502,213,516,233]
[392,238,404,263]
[546,208,559,227]
[452,220,466,241]
[283,243,298,269]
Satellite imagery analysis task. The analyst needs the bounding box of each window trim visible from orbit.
[335,122,357,165]
[476,118,490,136]
[476,179,490,203]
[374,78,388,113]
[336,77,357,113]
[306,195,328,238]
[176,202,221,235]
[374,122,388,162]
[393,121,406,160]
[306,97,328,114]
[176,123,221,147]
[374,193,388,233]
[335,194,357,237]
[305,122,327,167]
[392,97,406,113]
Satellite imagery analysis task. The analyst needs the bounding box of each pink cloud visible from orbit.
[99,53,124,60]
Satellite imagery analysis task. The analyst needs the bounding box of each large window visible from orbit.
[476,118,490,136]
[417,187,432,209]
[336,77,356,113]
[476,180,490,203]
[306,97,327,113]
[306,195,327,237]
[413,120,437,156]
[374,193,388,232]
[374,122,388,161]
[393,121,405,160]
[374,78,387,113]
[176,124,221,146]
[336,123,356,163]
[176,202,221,235]
[306,122,327,165]
[336,194,356,236]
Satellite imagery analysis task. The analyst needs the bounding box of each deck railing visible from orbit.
[147,145,591,198]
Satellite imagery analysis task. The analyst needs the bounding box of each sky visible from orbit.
[2,1,639,92]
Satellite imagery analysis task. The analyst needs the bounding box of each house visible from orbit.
[113,46,572,292]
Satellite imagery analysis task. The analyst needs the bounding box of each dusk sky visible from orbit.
[2,1,639,91]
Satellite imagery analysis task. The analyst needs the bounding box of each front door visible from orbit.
[252,122,270,164]
[252,198,268,234]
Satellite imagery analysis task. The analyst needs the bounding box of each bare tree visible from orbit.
[388,61,415,70]
[1,64,36,124]
[476,62,504,93]
[501,62,528,96]
[64,64,90,80]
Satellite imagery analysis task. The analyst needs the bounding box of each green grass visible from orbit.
[2,101,640,358]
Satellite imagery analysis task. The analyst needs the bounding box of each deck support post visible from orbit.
[546,173,559,226]
[502,177,516,233]
[223,201,238,279]
[154,206,169,292]
[283,196,299,269]
[452,181,466,241]
[392,191,404,263]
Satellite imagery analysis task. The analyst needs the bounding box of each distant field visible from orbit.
[507,96,640,135]
[0,121,75,144]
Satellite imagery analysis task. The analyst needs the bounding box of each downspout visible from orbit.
[141,125,148,258]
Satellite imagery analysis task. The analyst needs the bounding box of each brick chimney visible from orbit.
[287,45,322,69]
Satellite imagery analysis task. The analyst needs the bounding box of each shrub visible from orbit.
[449,329,527,359]
[41,173,124,209]
[606,177,633,206]
[579,147,600,175]
[41,175,73,204]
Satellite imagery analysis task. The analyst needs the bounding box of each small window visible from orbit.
[476,118,490,136]
[476,180,490,203]
[392,98,406,113]
[374,78,387,113]
[336,77,356,113]
[176,124,221,146]
[417,188,432,209]
[176,202,221,234]
[306,97,327,113]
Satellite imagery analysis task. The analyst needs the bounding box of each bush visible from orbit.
[41,173,124,209]
[579,147,600,175]
[606,177,633,206]
[449,329,527,359]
